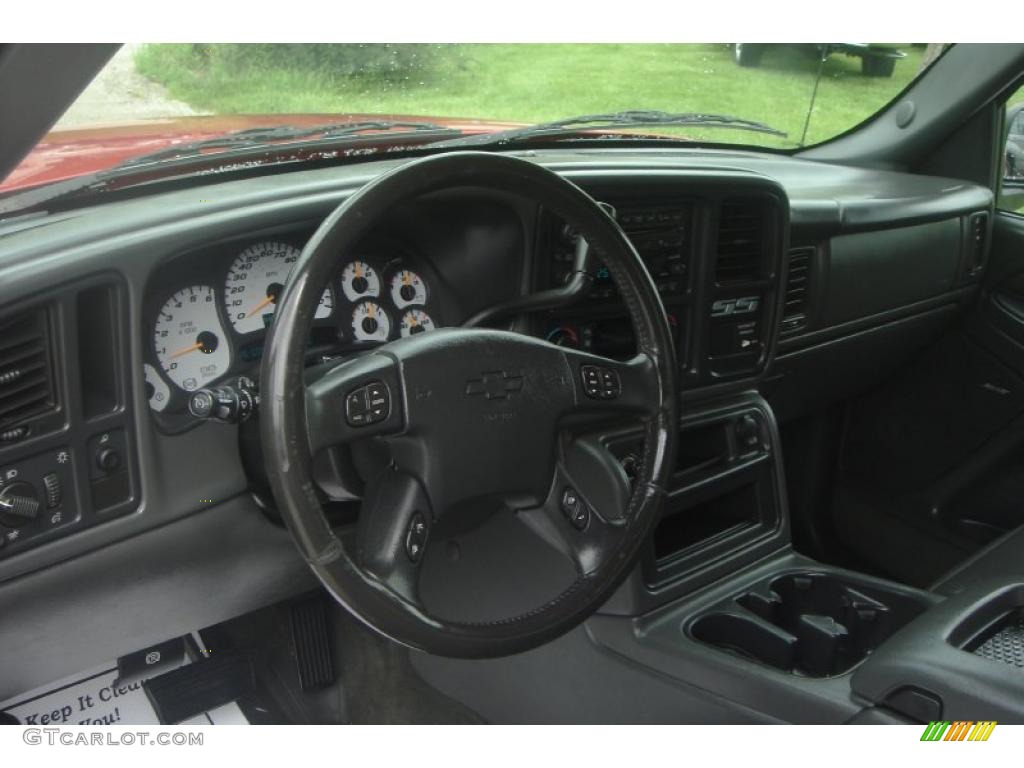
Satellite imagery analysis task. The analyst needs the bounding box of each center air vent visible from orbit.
[0,309,56,437]
[780,246,814,336]
[715,200,766,284]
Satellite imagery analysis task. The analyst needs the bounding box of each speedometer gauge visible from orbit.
[224,241,333,334]
[340,260,381,301]
[389,270,427,309]
[352,301,391,342]
[154,286,231,392]
[400,309,436,337]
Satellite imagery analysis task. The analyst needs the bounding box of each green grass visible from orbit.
[135,44,925,149]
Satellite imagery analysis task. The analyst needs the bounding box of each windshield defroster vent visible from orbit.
[0,309,57,436]
[715,200,766,285]
[780,246,814,337]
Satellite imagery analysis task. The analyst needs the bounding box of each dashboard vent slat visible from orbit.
[715,200,766,284]
[780,247,814,337]
[0,310,56,430]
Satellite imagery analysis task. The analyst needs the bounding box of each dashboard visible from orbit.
[0,151,992,566]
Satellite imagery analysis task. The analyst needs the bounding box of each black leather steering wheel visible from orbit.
[261,152,677,658]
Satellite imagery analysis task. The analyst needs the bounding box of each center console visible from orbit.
[589,390,1024,723]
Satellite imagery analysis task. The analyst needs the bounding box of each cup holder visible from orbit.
[689,572,930,677]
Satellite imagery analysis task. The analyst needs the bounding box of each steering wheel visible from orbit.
[261,152,677,658]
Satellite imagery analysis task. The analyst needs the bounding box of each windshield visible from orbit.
[2,43,946,197]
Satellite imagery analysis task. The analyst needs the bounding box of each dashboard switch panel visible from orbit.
[0,445,78,549]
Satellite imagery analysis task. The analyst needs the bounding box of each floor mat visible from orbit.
[0,633,248,726]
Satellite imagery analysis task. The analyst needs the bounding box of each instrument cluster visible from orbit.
[145,235,441,418]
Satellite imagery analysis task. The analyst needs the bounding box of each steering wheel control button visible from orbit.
[345,389,369,426]
[580,365,620,399]
[345,380,391,427]
[405,512,429,562]
[366,381,390,421]
[560,486,589,530]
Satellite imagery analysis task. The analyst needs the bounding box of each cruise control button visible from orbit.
[345,388,369,427]
[405,512,429,562]
[561,487,580,516]
[560,486,589,529]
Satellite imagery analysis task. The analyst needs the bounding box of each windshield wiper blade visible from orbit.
[118,120,456,167]
[430,110,787,149]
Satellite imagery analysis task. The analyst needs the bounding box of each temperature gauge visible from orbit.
[352,301,391,342]
[400,309,436,337]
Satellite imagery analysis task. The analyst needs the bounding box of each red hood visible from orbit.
[0,113,527,194]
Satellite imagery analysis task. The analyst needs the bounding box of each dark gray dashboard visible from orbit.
[0,147,994,699]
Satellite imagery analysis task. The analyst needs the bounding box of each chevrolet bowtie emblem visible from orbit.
[465,371,524,400]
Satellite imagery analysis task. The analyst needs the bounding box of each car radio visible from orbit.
[545,202,692,304]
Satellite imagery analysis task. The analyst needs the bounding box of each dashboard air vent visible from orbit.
[715,200,765,284]
[780,247,813,336]
[0,309,56,433]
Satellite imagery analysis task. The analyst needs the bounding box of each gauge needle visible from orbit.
[245,294,275,318]
[168,341,203,359]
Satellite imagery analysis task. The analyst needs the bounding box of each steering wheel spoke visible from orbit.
[519,463,630,577]
[560,348,663,426]
[355,467,434,606]
[305,352,404,452]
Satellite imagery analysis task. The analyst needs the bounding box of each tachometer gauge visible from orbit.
[351,301,391,342]
[143,363,171,412]
[399,309,436,337]
[340,260,381,302]
[389,270,428,309]
[224,241,333,334]
[154,286,231,392]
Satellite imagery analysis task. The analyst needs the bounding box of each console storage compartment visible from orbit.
[689,571,932,677]
[609,405,782,589]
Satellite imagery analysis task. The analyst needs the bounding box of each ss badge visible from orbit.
[711,296,760,317]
